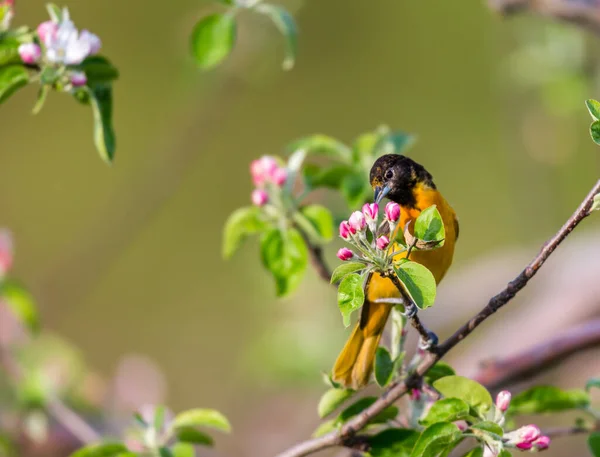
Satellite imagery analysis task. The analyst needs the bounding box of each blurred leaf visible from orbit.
[352,130,383,167]
[459,449,483,457]
[288,135,351,161]
[222,206,266,258]
[589,432,600,457]
[32,85,50,115]
[420,398,469,427]
[337,273,364,327]
[171,443,195,457]
[471,421,503,436]
[330,262,365,285]
[0,279,39,333]
[0,65,28,104]
[255,4,297,70]
[318,388,355,418]
[190,14,236,70]
[46,4,62,22]
[341,172,368,208]
[414,205,445,245]
[159,448,173,457]
[175,426,213,446]
[375,131,416,156]
[70,443,128,457]
[508,386,590,415]
[173,409,231,433]
[153,405,165,434]
[260,228,308,297]
[299,204,334,242]
[303,164,354,190]
[586,99,600,120]
[338,397,398,424]
[312,418,336,437]
[89,85,116,163]
[0,39,21,66]
[368,428,420,457]
[374,347,394,387]
[498,451,512,457]
[394,260,436,310]
[433,376,492,415]
[586,378,600,391]
[591,120,600,145]
[591,194,600,212]
[409,422,462,457]
[423,362,455,385]
[77,56,119,86]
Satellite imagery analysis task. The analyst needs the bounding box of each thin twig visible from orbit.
[308,243,333,283]
[275,179,600,457]
[474,318,600,390]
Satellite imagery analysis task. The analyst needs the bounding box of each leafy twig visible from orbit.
[474,318,600,390]
[275,179,600,457]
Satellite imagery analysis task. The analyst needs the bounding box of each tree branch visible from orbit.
[275,179,600,457]
[308,243,333,283]
[474,318,600,390]
[488,0,600,36]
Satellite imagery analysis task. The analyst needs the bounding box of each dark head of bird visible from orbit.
[370,154,436,208]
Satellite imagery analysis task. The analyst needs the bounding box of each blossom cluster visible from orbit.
[17,7,101,87]
[249,155,288,207]
[336,201,401,265]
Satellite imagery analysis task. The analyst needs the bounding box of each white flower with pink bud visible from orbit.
[0,229,13,278]
[336,248,354,261]
[362,202,378,232]
[495,390,511,412]
[376,236,390,250]
[18,43,41,64]
[505,424,542,450]
[251,189,268,207]
[70,71,87,87]
[348,211,366,232]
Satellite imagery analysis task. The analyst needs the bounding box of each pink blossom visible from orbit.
[251,189,268,206]
[336,248,354,261]
[80,29,101,55]
[348,211,366,232]
[516,442,533,450]
[376,236,390,250]
[0,229,13,277]
[385,202,400,222]
[36,20,58,47]
[495,390,511,412]
[70,71,87,87]
[454,420,468,432]
[271,167,288,187]
[18,43,41,64]
[519,425,541,443]
[250,156,278,187]
[362,203,378,221]
[533,436,550,450]
[339,221,353,239]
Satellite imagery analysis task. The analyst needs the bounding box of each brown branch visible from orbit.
[308,243,333,283]
[488,0,600,36]
[474,318,600,390]
[275,179,600,457]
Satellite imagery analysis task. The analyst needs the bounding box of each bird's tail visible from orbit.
[332,301,392,389]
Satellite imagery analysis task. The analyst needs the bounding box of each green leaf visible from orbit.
[260,228,308,297]
[375,131,416,156]
[433,376,493,415]
[171,443,195,457]
[303,164,355,190]
[352,130,384,167]
[393,260,437,310]
[409,422,462,457]
[589,432,600,457]
[337,273,365,327]
[318,388,355,418]
[0,40,21,66]
[471,421,503,437]
[338,397,398,424]
[414,206,445,245]
[341,172,369,208]
[255,4,297,70]
[190,14,236,70]
[288,134,352,161]
[222,206,266,258]
[374,347,394,387]
[69,443,128,457]
[508,386,590,415]
[423,362,455,385]
[368,429,420,457]
[591,120,600,145]
[586,99,600,120]
[32,85,50,115]
[0,65,28,104]
[591,194,600,212]
[0,280,39,334]
[420,398,469,427]
[498,451,512,457]
[175,426,214,446]
[330,262,365,284]
[312,418,336,437]
[46,4,62,22]
[76,56,119,86]
[89,85,116,163]
[586,378,600,392]
[459,448,483,457]
[172,409,231,433]
[299,204,334,242]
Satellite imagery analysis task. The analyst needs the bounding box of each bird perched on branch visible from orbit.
[332,154,459,389]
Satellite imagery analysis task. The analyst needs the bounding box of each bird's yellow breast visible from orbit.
[366,184,458,302]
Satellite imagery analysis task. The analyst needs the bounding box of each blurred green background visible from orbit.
[2,0,600,455]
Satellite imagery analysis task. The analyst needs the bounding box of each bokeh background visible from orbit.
[2,0,600,456]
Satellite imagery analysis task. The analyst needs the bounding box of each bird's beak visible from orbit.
[374,184,391,203]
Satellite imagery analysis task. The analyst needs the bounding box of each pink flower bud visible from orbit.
[385,202,401,222]
[454,420,468,432]
[516,442,532,450]
[409,389,421,401]
[348,211,366,232]
[376,236,390,250]
[533,436,550,450]
[339,221,353,239]
[37,20,58,46]
[362,203,378,221]
[495,390,511,412]
[70,71,87,87]
[336,248,354,261]
[0,229,13,277]
[18,43,41,64]
[251,189,268,206]
[519,425,541,443]
[271,167,288,186]
[250,156,278,187]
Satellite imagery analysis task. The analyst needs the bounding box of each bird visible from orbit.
[332,154,459,389]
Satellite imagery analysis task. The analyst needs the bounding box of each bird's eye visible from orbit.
[385,169,394,180]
